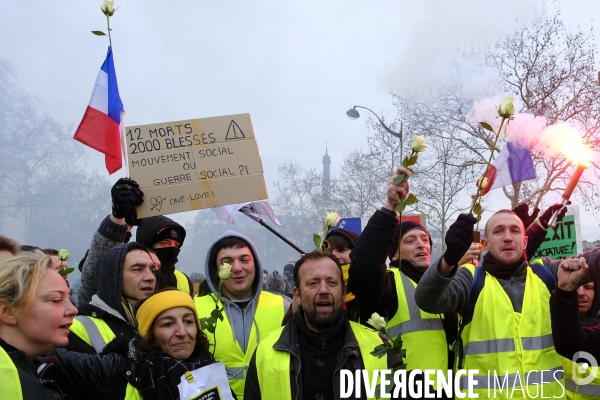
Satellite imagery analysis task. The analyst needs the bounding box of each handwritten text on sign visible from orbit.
[125,114,267,218]
[532,215,578,260]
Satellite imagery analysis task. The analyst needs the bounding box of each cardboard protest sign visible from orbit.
[125,114,267,218]
[531,205,582,260]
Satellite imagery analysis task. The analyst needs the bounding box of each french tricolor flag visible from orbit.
[480,142,536,195]
[74,46,124,174]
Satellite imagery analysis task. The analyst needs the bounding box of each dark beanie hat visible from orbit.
[326,228,360,249]
[389,221,430,260]
[283,263,294,274]
[153,226,184,246]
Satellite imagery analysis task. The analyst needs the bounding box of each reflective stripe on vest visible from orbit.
[74,315,108,353]
[69,315,117,353]
[563,356,600,399]
[457,262,564,399]
[386,268,447,372]
[194,291,285,400]
[0,345,22,400]
[174,270,190,295]
[255,321,387,400]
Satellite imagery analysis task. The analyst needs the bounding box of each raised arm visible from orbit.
[415,214,476,315]
[551,258,600,360]
[347,167,406,322]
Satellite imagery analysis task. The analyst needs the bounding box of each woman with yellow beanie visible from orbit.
[52,288,235,400]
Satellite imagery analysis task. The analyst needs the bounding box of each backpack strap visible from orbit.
[457,266,485,370]
[529,261,556,293]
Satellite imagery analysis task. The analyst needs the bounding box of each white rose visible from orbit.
[325,212,341,228]
[58,249,71,262]
[498,96,515,118]
[366,312,387,331]
[101,0,115,16]
[477,176,488,190]
[410,136,427,153]
[218,262,232,280]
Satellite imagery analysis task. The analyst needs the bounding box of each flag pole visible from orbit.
[240,211,305,254]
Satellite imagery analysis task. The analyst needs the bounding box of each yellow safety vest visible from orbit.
[562,356,600,399]
[125,383,143,400]
[387,268,448,373]
[255,321,387,400]
[458,263,565,399]
[0,345,22,399]
[194,291,285,400]
[69,315,117,353]
[174,270,190,295]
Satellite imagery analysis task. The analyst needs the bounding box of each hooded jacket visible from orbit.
[66,243,139,355]
[65,243,142,399]
[135,216,187,247]
[135,216,193,295]
[202,230,290,353]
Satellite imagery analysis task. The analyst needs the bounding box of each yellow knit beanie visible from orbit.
[136,290,199,339]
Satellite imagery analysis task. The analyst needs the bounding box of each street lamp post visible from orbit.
[346,105,403,158]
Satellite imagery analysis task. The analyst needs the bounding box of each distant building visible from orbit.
[322,144,331,201]
[583,240,600,251]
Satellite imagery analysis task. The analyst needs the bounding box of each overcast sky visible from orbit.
[3,0,600,239]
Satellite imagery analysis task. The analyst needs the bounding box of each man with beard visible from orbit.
[136,215,194,296]
[244,251,399,400]
[347,166,450,389]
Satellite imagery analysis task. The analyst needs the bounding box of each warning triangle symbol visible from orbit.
[225,120,245,140]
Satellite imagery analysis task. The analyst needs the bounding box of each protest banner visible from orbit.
[125,113,268,218]
[531,205,582,260]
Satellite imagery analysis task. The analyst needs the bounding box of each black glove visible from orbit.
[539,202,570,229]
[443,213,477,266]
[111,178,144,219]
[125,211,143,226]
[512,203,539,228]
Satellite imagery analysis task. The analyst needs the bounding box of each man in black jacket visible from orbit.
[244,251,400,400]
[551,257,600,396]
[347,166,451,391]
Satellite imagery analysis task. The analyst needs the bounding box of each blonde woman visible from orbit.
[0,252,77,399]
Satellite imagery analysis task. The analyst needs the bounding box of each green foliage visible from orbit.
[479,122,494,132]
[313,233,323,250]
[58,268,74,277]
[371,344,390,358]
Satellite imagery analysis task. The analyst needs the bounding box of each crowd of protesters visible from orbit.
[2,167,600,400]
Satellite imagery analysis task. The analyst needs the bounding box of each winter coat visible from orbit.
[0,339,64,399]
[244,310,401,400]
[551,286,600,361]
[78,216,128,305]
